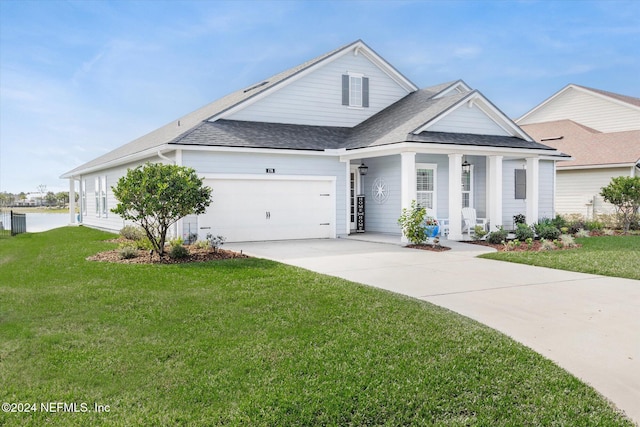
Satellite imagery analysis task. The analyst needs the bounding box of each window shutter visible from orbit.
[515,169,526,199]
[342,74,349,105]
[362,77,369,107]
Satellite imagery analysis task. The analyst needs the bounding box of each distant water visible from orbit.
[24,213,70,232]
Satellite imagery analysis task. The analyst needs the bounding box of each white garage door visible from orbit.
[199,177,334,242]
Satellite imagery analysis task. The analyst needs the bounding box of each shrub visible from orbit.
[525,237,533,249]
[206,234,226,252]
[120,225,145,241]
[168,241,189,259]
[184,232,199,245]
[135,237,154,251]
[472,225,487,241]
[397,200,428,245]
[486,226,508,244]
[535,221,561,240]
[551,214,568,230]
[194,240,209,250]
[118,244,138,259]
[560,234,577,248]
[515,223,534,241]
[585,220,603,231]
[540,239,556,251]
[575,228,590,238]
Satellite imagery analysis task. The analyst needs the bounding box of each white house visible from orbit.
[61,40,565,242]
[517,84,640,218]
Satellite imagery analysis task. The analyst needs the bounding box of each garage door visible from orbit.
[199,178,334,242]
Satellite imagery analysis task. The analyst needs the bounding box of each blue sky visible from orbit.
[1,0,639,194]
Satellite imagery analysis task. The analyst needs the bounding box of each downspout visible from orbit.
[157,151,175,164]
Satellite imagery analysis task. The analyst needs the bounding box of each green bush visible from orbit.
[486,226,508,244]
[118,244,138,259]
[585,220,604,231]
[120,225,145,241]
[515,223,534,241]
[168,243,189,259]
[397,200,428,245]
[535,220,561,240]
[472,225,487,241]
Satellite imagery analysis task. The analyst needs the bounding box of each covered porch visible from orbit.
[343,146,552,242]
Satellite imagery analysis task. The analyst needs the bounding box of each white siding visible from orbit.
[538,160,555,220]
[182,150,347,236]
[427,104,510,136]
[556,167,633,217]
[226,52,410,127]
[519,88,640,132]
[79,154,178,234]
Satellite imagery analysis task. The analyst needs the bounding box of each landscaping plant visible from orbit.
[600,176,640,233]
[397,200,427,245]
[111,162,212,256]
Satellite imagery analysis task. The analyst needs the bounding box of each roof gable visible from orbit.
[413,91,531,140]
[517,84,640,132]
[212,40,417,123]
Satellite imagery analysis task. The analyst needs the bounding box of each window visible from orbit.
[81,179,87,217]
[416,164,437,210]
[515,169,526,199]
[342,74,369,107]
[101,176,107,217]
[462,166,474,208]
[95,178,100,216]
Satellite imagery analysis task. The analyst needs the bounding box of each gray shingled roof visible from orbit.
[173,120,350,150]
[407,131,565,152]
[172,80,559,153]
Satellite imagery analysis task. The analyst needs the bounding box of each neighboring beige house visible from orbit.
[517,84,640,218]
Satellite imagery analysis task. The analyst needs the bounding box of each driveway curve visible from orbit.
[226,238,640,424]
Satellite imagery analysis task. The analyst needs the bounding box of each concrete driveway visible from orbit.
[225,237,640,423]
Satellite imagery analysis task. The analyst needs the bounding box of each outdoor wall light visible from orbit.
[461,157,471,173]
[358,163,369,176]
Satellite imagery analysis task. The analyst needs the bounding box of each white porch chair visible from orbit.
[461,207,487,236]
[425,208,449,236]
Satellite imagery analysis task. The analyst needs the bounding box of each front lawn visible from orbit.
[480,235,640,280]
[0,228,633,426]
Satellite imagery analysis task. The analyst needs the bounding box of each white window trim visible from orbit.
[462,165,474,208]
[81,179,87,217]
[416,163,437,213]
[101,176,107,217]
[348,72,364,108]
[94,177,100,217]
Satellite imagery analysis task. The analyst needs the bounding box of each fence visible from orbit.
[0,210,27,236]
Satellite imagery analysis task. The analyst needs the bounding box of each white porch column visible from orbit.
[526,157,540,225]
[68,179,77,225]
[448,153,463,240]
[487,155,503,231]
[400,152,416,243]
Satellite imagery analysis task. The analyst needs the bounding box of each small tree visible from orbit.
[600,176,640,233]
[397,200,428,245]
[112,163,212,256]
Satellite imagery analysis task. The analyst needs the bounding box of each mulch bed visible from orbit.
[405,243,451,252]
[87,243,248,264]
[465,240,581,252]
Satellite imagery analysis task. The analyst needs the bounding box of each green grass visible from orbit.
[0,228,633,426]
[481,235,640,280]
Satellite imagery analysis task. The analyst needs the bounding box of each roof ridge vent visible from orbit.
[243,81,269,93]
